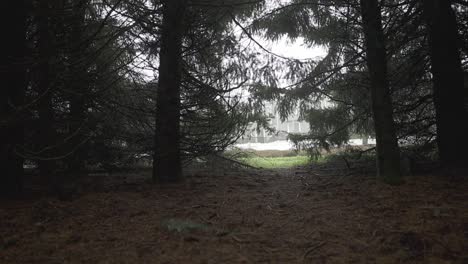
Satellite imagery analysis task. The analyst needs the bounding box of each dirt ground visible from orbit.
[1,161,468,263]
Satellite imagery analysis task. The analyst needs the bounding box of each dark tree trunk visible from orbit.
[153,0,187,183]
[68,0,88,173]
[423,0,468,168]
[360,0,401,184]
[0,1,27,197]
[37,0,57,183]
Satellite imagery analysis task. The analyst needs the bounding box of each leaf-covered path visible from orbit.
[1,163,468,263]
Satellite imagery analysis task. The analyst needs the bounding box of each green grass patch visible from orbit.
[239,155,311,169]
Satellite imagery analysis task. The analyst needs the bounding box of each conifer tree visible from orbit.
[0,1,28,196]
[423,0,468,168]
[153,0,187,183]
[359,0,401,183]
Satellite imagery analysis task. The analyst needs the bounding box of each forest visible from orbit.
[1,0,468,263]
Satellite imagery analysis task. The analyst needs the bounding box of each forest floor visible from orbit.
[1,158,468,263]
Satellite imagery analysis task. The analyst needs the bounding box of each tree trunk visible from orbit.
[360,0,401,184]
[153,0,187,183]
[0,1,27,197]
[37,0,57,184]
[423,0,468,168]
[68,0,88,173]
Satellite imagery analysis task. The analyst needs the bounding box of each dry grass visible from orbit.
[1,162,467,263]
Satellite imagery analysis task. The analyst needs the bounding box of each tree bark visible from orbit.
[423,0,468,168]
[0,1,27,197]
[153,0,187,183]
[360,0,401,184]
[37,0,57,184]
[68,0,88,172]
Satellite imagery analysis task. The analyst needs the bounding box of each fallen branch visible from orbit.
[303,241,327,261]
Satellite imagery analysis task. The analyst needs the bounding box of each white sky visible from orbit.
[137,35,326,82]
[249,0,327,61]
[260,36,326,61]
[135,0,328,81]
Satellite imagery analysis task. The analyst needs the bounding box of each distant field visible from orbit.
[239,155,310,169]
